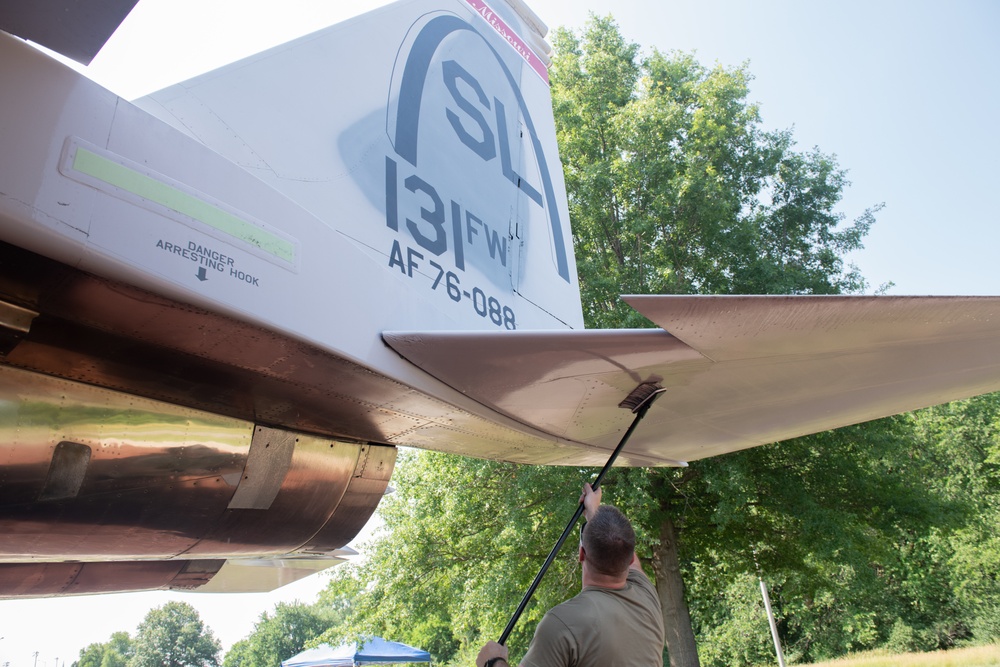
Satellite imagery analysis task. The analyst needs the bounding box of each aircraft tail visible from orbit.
[136,0,583,331]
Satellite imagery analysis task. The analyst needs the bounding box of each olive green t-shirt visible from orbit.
[520,569,664,667]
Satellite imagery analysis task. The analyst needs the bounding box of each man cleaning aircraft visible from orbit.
[1,0,999,598]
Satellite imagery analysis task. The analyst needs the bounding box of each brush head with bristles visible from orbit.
[618,382,665,412]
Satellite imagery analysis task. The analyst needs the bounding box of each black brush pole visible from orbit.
[497,390,663,645]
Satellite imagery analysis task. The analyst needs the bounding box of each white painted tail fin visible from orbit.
[137,0,583,331]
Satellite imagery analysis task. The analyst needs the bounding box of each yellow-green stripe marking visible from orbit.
[72,146,295,264]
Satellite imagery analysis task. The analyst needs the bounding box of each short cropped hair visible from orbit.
[581,505,636,576]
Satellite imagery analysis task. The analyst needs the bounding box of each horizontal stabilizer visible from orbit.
[385,295,1000,465]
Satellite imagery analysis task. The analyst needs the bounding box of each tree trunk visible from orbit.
[652,515,700,667]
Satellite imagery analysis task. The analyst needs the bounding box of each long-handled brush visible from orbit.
[497,381,667,645]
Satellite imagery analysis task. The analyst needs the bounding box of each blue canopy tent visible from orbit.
[282,638,431,667]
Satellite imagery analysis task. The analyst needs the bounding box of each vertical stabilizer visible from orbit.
[137,0,583,331]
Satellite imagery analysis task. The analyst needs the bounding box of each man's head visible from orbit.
[580,505,636,577]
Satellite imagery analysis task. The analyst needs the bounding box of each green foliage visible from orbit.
[102,632,133,667]
[551,15,877,330]
[74,632,133,667]
[915,395,1000,644]
[674,395,1000,664]
[221,602,334,667]
[883,619,937,654]
[694,574,775,667]
[614,416,964,665]
[312,450,594,665]
[128,601,220,667]
[76,643,110,667]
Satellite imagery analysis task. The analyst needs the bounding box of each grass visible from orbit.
[805,644,1000,667]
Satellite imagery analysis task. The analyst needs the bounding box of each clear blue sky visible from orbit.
[1,1,997,665]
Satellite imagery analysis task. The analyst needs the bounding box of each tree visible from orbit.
[314,451,586,666]
[76,643,106,667]
[547,15,880,666]
[102,632,133,667]
[128,602,220,667]
[913,394,1000,643]
[74,632,132,667]
[656,418,955,664]
[551,18,877,329]
[222,601,335,667]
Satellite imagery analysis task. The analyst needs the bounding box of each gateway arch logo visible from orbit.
[382,8,571,287]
